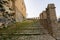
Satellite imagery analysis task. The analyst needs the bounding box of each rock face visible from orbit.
[0,0,15,28]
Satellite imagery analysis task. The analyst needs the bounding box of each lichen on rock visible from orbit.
[0,0,15,28]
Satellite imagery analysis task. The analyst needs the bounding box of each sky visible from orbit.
[24,0,60,18]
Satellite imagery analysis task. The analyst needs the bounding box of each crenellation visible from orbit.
[47,4,56,9]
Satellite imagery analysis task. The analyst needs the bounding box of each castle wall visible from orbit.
[15,0,26,17]
[40,4,58,39]
[15,7,24,22]
[13,0,26,22]
[9,0,26,22]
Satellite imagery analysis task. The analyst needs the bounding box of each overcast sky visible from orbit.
[24,0,60,18]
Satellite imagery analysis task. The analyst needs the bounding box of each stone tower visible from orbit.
[46,4,58,38]
[40,4,58,39]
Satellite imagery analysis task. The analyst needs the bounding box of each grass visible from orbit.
[0,20,34,34]
[16,20,33,27]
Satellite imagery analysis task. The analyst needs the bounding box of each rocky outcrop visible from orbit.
[0,0,15,28]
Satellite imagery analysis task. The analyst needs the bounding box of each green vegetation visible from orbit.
[0,20,35,34]
[16,20,33,27]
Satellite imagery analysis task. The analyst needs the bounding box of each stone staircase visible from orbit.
[0,20,56,40]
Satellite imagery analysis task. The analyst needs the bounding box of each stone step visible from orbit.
[15,22,49,34]
[17,34,55,40]
[0,34,56,40]
[0,26,48,35]
[18,27,44,29]
[15,27,48,35]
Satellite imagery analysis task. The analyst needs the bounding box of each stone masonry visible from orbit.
[39,4,60,40]
[15,0,26,22]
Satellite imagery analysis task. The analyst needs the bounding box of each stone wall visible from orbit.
[39,4,58,39]
[15,0,26,17]
[15,6,24,22]
[12,0,26,22]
